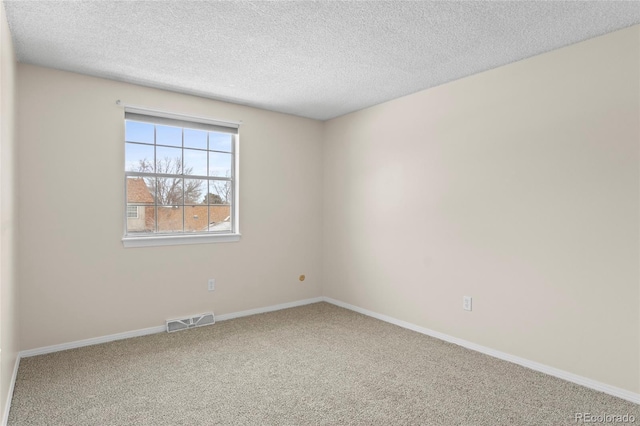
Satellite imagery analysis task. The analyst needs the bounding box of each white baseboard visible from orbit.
[19,296,325,359]
[321,297,640,405]
[19,325,166,358]
[2,356,19,426]
[215,297,324,322]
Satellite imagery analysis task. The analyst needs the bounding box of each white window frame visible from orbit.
[122,106,241,248]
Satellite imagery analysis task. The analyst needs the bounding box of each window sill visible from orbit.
[122,233,241,248]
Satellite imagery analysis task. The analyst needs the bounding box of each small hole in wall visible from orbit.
[299,275,306,282]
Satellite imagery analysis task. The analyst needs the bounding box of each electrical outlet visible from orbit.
[208,278,215,291]
[463,296,472,311]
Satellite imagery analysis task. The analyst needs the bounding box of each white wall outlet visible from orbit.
[208,278,215,291]
[463,296,472,311]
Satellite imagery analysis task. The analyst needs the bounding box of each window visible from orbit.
[123,107,240,247]
[126,205,139,218]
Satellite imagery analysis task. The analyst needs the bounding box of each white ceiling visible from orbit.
[4,1,640,121]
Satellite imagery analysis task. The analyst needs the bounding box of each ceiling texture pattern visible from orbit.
[4,1,640,120]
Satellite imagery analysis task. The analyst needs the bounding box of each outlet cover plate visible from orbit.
[463,296,472,311]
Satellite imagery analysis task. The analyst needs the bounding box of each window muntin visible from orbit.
[124,110,238,239]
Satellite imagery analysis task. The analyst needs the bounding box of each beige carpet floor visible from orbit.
[8,302,639,425]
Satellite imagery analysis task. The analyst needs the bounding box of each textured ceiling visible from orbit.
[4,1,640,120]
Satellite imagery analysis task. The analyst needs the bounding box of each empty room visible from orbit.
[0,1,639,425]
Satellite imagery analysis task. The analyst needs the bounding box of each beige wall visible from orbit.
[0,2,17,420]
[16,64,323,350]
[323,26,640,393]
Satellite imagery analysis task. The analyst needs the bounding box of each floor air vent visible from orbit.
[166,312,215,333]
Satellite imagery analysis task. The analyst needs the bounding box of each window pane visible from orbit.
[184,205,208,232]
[126,121,154,144]
[157,177,183,205]
[156,147,182,174]
[207,180,231,205]
[184,128,207,149]
[209,204,231,223]
[125,143,154,172]
[157,206,184,233]
[209,152,232,178]
[126,206,156,234]
[156,125,182,147]
[209,132,232,152]
[126,177,155,205]
[208,205,232,232]
[184,179,207,205]
[184,149,207,177]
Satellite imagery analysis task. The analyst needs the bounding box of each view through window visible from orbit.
[124,110,238,238]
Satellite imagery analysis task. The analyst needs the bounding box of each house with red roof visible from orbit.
[126,178,230,234]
